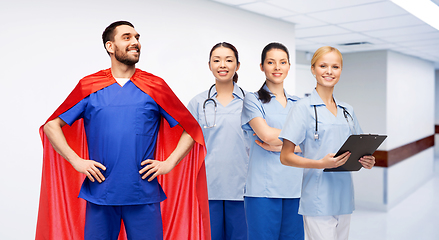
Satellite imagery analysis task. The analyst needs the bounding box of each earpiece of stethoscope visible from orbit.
[343,108,355,135]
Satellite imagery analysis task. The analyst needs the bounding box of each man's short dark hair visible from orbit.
[102,21,135,55]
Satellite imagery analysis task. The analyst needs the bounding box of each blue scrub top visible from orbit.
[187,83,249,200]
[60,81,178,205]
[279,89,363,216]
[241,85,303,198]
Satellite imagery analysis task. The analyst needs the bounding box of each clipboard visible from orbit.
[324,134,387,172]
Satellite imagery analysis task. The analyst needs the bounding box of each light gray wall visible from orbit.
[386,51,435,208]
[436,70,439,157]
[295,50,316,98]
[0,0,296,239]
[436,70,439,125]
[295,64,316,98]
[330,50,388,210]
[334,50,388,142]
[296,50,312,65]
[334,50,435,210]
[386,51,435,149]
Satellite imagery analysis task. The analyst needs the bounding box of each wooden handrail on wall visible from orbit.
[374,135,435,167]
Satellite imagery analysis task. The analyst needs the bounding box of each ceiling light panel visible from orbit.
[363,24,437,38]
[266,0,386,14]
[307,1,407,24]
[391,0,439,30]
[380,32,439,43]
[390,47,439,58]
[211,0,258,6]
[397,38,439,47]
[282,14,329,28]
[295,25,350,38]
[407,46,439,55]
[302,33,373,45]
[239,2,295,18]
[338,43,399,52]
[338,14,425,32]
[295,43,328,52]
[295,38,319,45]
[207,0,439,67]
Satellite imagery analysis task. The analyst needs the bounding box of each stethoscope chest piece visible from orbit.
[314,132,319,140]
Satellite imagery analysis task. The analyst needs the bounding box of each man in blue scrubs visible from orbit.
[41,21,206,240]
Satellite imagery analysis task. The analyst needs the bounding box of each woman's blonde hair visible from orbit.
[311,46,343,68]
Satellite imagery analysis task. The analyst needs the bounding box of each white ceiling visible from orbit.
[210,0,439,68]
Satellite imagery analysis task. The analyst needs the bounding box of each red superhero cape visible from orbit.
[35,69,210,240]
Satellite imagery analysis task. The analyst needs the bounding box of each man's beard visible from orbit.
[114,45,140,66]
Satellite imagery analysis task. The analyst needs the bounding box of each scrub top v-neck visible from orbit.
[241,85,303,198]
[60,81,178,205]
[280,89,363,216]
[187,83,249,200]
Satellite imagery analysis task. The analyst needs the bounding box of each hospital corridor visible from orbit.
[349,158,439,240]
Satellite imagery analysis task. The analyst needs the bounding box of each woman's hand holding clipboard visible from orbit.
[324,134,387,172]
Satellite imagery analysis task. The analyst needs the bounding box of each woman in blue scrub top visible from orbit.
[279,46,376,240]
[187,42,249,240]
[241,42,304,240]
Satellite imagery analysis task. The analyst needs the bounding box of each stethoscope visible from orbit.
[203,84,245,128]
[313,105,356,140]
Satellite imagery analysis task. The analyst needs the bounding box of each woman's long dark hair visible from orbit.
[257,42,290,103]
[209,42,240,83]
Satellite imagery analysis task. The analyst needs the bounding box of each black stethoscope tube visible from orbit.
[202,84,245,128]
[313,105,355,140]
